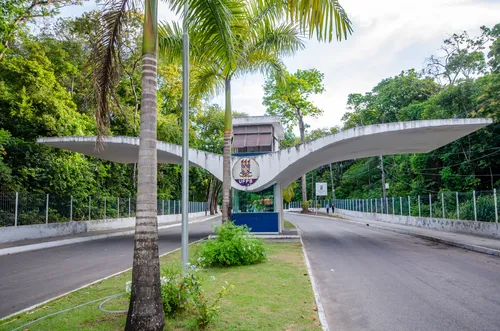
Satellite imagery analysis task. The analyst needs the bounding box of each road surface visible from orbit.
[0,217,219,318]
[287,213,500,331]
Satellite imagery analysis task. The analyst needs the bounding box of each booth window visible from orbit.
[232,185,275,213]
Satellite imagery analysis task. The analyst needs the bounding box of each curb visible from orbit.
[297,227,329,331]
[286,211,500,257]
[0,238,207,322]
[0,215,219,257]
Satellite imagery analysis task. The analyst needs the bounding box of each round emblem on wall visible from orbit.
[232,158,260,186]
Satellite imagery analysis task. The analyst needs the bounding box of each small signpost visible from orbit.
[315,182,327,214]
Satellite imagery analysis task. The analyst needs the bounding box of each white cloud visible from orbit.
[60,0,500,133]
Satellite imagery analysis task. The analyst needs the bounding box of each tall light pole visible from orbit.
[181,2,189,267]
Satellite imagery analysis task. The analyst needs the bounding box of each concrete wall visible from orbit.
[337,209,500,239]
[0,211,208,243]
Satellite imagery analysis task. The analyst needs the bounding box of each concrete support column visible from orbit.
[275,183,284,233]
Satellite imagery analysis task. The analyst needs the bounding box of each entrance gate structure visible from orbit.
[38,118,492,233]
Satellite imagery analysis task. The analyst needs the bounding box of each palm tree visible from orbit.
[89,0,246,329]
[90,0,351,328]
[160,0,312,222]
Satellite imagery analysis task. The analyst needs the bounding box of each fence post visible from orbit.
[46,193,49,224]
[370,199,373,213]
[441,192,445,218]
[406,197,409,215]
[104,197,107,219]
[89,196,91,221]
[391,197,394,215]
[429,194,432,218]
[117,197,120,219]
[494,189,498,223]
[162,200,165,215]
[473,190,477,221]
[418,195,421,217]
[456,192,459,220]
[400,197,402,215]
[14,192,18,226]
[129,197,131,218]
[70,195,73,222]
[386,198,389,214]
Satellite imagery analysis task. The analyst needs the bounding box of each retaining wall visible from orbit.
[336,209,500,239]
[0,211,208,243]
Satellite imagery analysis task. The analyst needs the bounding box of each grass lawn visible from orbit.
[0,242,321,331]
[284,220,296,229]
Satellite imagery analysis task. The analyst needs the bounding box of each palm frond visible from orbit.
[250,21,306,57]
[169,0,247,69]
[158,21,184,64]
[283,0,353,42]
[190,62,224,101]
[88,0,134,148]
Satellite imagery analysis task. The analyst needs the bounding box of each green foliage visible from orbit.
[125,263,233,328]
[197,222,266,267]
[159,263,202,317]
[263,68,325,130]
[189,282,234,329]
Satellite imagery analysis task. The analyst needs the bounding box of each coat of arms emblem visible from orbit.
[233,158,259,186]
[239,159,253,178]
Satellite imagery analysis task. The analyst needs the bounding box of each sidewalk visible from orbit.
[0,214,219,256]
[287,211,500,257]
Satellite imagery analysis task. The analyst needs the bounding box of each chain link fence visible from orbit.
[330,189,499,223]
[0,192,208,227]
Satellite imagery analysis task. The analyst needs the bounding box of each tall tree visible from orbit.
[263,68,325,211]
[0,0,83,61]
[159,0,306,222]
[89,0,248,329]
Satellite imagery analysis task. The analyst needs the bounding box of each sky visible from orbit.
[60,0,500,132]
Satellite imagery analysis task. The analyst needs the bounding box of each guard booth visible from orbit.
[231,116,284,233]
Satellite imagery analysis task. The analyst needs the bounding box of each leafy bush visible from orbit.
[190,282,234,329]
[196,222,266,267]
[160,263,202,317]
[125,263,233,328]
[459,196,496,222]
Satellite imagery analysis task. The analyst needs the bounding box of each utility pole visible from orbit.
[379,155,387,211]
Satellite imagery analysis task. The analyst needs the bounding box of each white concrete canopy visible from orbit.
[38,118,492,192]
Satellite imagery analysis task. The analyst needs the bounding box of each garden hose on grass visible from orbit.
[11,293,127,331]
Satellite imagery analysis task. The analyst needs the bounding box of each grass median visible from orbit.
[0,242,321,331]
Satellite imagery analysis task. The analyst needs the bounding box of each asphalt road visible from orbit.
[287,213,500,331]
[0,217,219,318]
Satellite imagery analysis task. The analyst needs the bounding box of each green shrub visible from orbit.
[196,222,266,267]
[125,263,233,328]
[160,263,202,317]
[190,282,234,329]
[459,196,496,222]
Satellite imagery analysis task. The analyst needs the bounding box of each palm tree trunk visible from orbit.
[125,0,164,329]
[297,111,308,212]
[222,77,232,222]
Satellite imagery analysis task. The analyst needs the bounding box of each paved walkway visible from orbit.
[0,214,217,252]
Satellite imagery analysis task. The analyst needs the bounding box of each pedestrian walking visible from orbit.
[332,203,335,214]
[326,203,330,214]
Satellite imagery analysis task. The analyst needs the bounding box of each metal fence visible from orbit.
[0,192,208,227]
[330,189,499,223]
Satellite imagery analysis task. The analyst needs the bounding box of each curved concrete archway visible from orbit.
[38,118,491,192]
[37,136,223,181]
